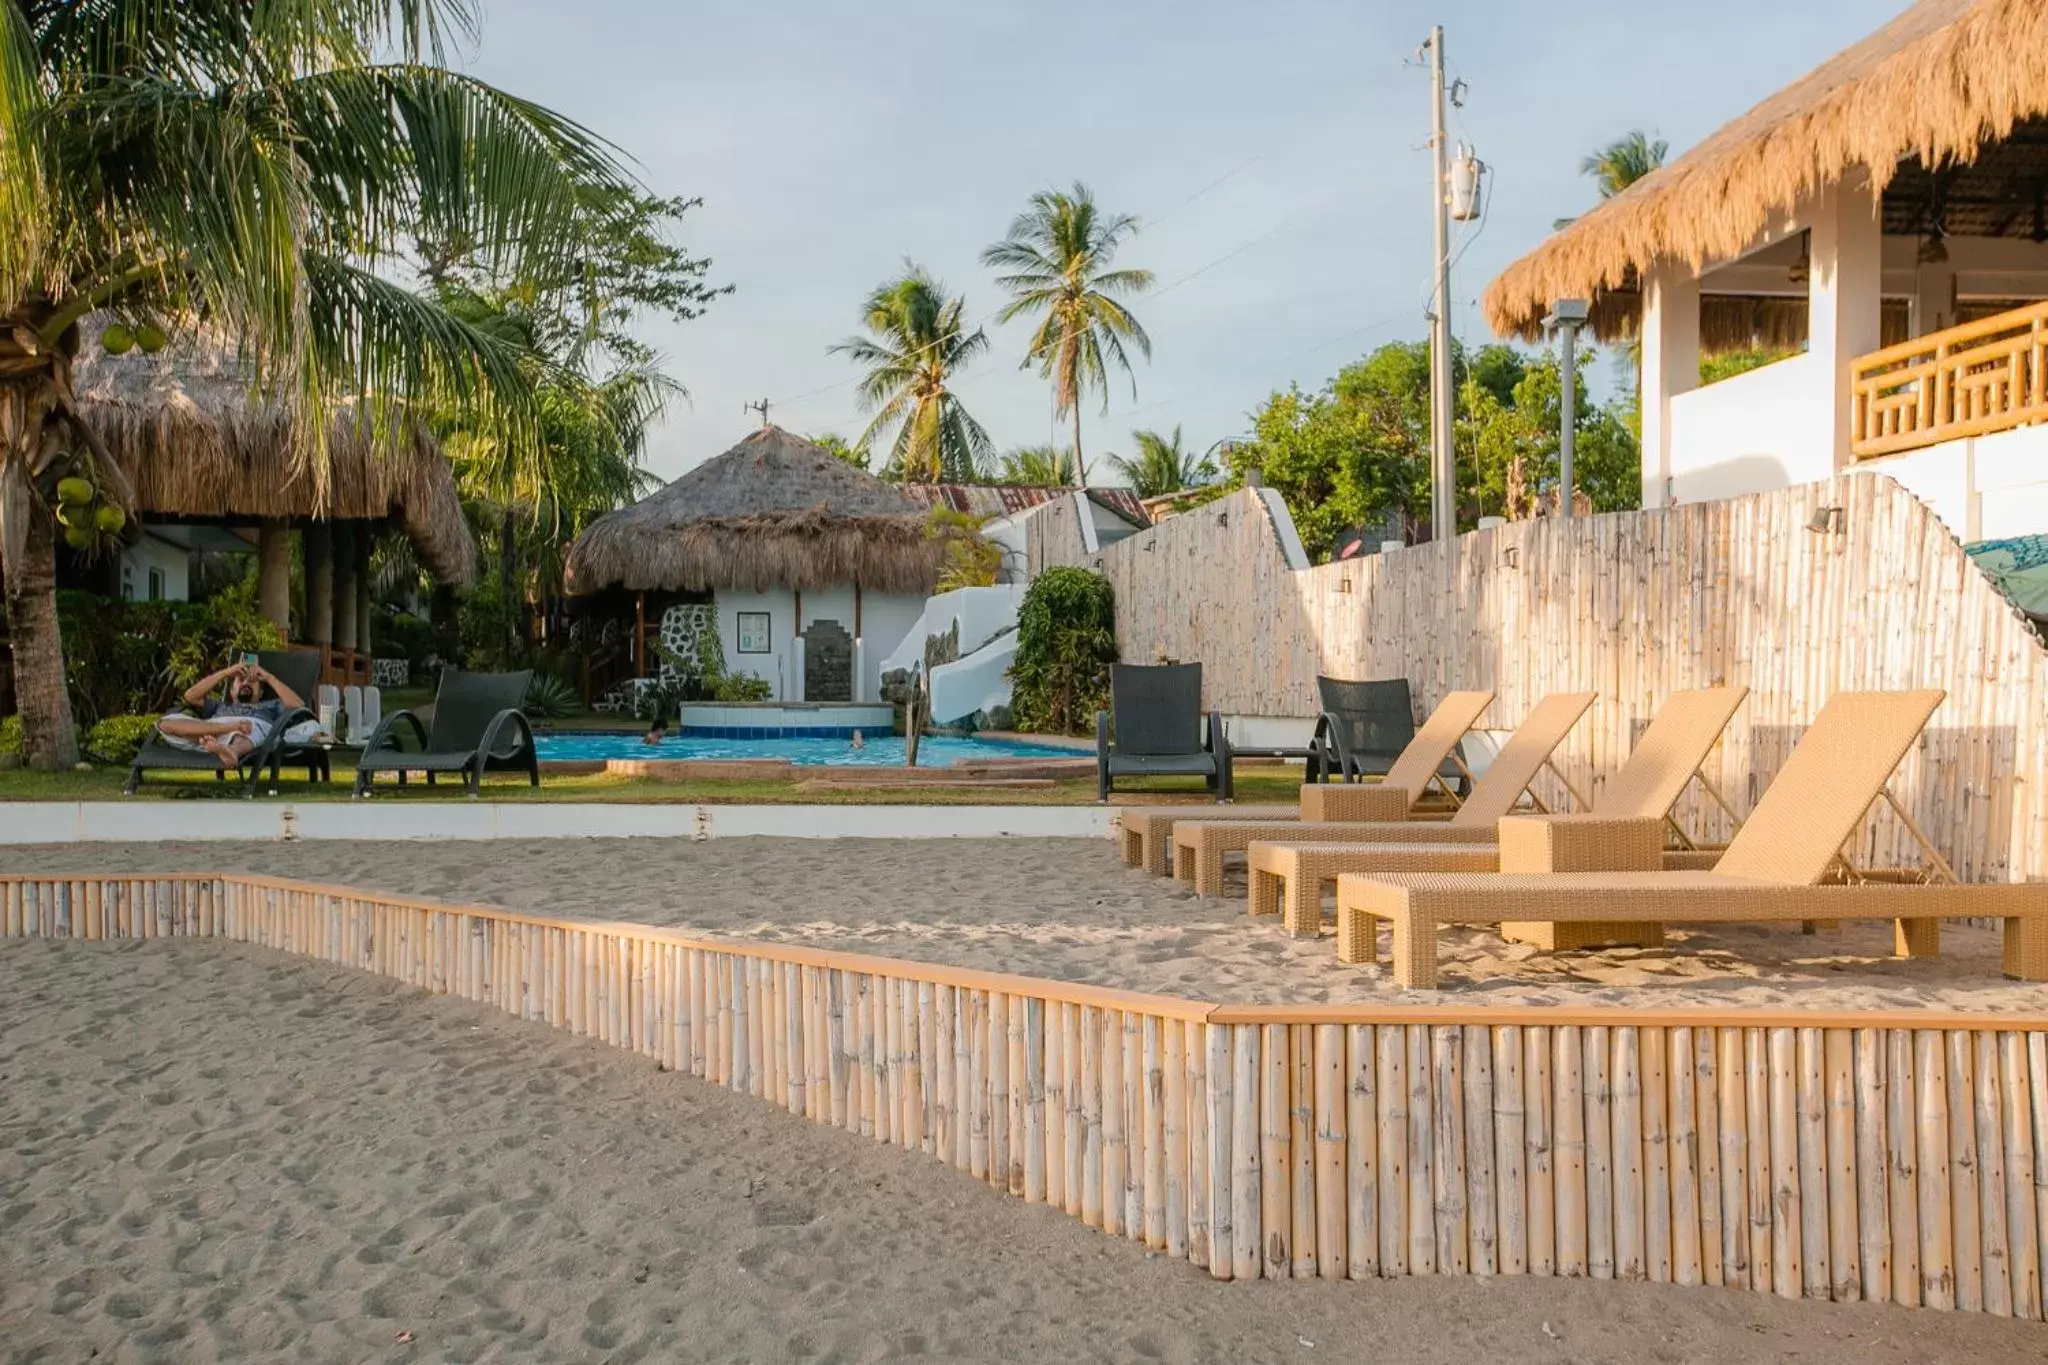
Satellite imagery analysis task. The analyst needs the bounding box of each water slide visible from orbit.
[879,584,1028,727]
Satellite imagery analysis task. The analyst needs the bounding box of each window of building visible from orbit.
[147,567,165,601]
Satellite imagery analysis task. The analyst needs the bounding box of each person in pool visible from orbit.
[156,658,305,769]
[643,699,670,746]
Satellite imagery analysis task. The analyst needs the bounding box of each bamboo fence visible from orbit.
[1028,474,2048,880]
[9,870,2048,1319]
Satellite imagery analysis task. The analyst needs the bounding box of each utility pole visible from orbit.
[1424,26,1456,542]
[745,398,772,427]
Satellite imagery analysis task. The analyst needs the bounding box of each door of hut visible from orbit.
[802,619,854,701]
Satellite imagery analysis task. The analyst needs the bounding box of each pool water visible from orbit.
[534,732,1081,766]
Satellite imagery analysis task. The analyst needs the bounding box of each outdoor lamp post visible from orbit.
[1543,298,1590,518]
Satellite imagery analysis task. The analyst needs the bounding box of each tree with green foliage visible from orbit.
[1107,425,1216,500]
[1009,566,1117,735]
[832,265,993,482]
[1583,130,1669,198]
[0,0,639,768]
[996,444,1080,487]
[809,433,870,470]
[1459,348,1639,518]
[982,184,1153,487]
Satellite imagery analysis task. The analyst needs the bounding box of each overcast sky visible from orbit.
[455,0,1909,483]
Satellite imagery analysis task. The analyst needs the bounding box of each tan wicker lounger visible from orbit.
[1116,689,1494,875]
[1169,690,1597,896]
[1246,686,1749,939]
[1332,689,2048,988]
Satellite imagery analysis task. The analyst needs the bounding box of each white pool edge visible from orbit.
[0,802,1113,843]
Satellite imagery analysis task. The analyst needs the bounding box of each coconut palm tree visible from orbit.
[981,184,1154,487]
[996,444,1079,487]
[831,265,993,483]
[1582,131,1668,198]
[1106,425,1215,500]
[0,0,632,768]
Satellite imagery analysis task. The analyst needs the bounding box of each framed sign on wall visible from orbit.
[736,611,771,654]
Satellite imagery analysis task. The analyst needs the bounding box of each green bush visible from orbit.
[58,581,284,726]
[371,606,439,672]
[1009,567,1117,735]
[82,714,161,766]
[0,714,21,757]
[524,673,578,720]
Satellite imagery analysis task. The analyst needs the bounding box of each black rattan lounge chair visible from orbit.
[1095,663,1232,803]
[124,649,323,796]
[353,668,539,798]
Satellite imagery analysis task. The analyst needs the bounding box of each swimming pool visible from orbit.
[533,732,1082,766]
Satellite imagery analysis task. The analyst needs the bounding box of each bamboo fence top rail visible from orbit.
[10,871,2047,1032]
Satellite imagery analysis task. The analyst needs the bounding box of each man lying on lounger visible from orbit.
[156,657,305,769]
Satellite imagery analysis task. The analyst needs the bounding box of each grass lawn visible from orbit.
[0,759,1310,807]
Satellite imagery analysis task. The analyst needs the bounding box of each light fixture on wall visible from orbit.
[1805,504,1846,535]
[1917,230,1949,265]
[1501,546,1519,568]
[1786,230,1811,286]
[1337,576,1353,594]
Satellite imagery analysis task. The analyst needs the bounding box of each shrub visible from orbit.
[0,714,21,756]
[524,673,578,720]
[57,582,284,726]
[1009,567,1117,735]
[82,714,160,766]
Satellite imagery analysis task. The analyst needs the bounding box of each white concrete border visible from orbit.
[0,802,1113,843]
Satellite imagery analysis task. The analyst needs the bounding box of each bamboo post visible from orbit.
[1126,1012,1146,1239]
[1102,1007,1125,1237]
[1942,1030,1982,1311]
[1745,1029,1775,1293]
[1824,1029,1860,1301]
[1555,1025,1587,1278]
[1011,994,1030,1195]
[1378,1025,1409,1276]
[1347,1023,1378,1280]
[1188,1019,1210,1269]
[1206,1021,1233,1280]
[1585,1026,1614,1280]
[1913,1029,1955,1309]
[1613,1028,1646,1282]
[1288,1025,1316,1278]
[1463,1024,1497,1278]
[1853,1028,1892,1303]
[1262,1023,1292,1278]
[1164,1019,1186,1259]
[1998,1031,2041,1320]
[1145,1016,1167,1249]
[1066,1005,1086,1217]
[1232,1024,1263,1281]
[1974,1031,2013,1317]
[1407,1024,1436,1275]
[1668,1028,1701,1288]
[1796,1027,1830,1299]
[1081,1005,1102,1229]
[1768,1026,1803,1299]
[1026,999,1047,1205]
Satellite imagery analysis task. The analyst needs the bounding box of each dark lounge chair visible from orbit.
[1306,676,1466,785]
[1095,663,1232,803]
[124,649,324,796]
[353,668,539,799]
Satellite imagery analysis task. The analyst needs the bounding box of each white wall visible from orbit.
[855,592,925,703]
[1666,353,1833,504]
[118,534,191,603]
[716,587,796,699]
[1853,423,2048,543]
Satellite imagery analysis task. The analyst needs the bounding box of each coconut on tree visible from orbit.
[0,0,638,768]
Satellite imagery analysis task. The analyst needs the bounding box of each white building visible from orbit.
[565,426,942,703]
[1485,0,2048,545]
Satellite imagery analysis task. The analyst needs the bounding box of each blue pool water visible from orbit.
[535,731,1081,766]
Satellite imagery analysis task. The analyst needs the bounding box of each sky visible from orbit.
[454,0,1913,484]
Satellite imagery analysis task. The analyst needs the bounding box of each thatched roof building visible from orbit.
[565,426,944,596]
[73,333,476,585]
[1485,0,2048,344]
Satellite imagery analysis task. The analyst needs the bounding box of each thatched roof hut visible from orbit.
[564,426,944,595]
[1485,0,2048,343]
[73,334,477,585]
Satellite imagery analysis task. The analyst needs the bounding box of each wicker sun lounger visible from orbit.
[1246,686,1749,938]
[1332,689,2048,988]
[1168,690,1596,896]
[1116,688,1494,876]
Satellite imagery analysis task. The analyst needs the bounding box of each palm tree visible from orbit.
[996,444,1078,486]
[1582,131,1668,198]
[1106,426,1216,500]
[831,265,993,483]
[0,1,628,768]
[981,184,1154,487]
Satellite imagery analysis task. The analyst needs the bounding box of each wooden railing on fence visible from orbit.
[1028,476,2048,887]
[1851,299,2048,458]
[8,871,2048,1319]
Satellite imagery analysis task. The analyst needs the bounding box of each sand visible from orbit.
[1,836,2038,1010]
[4,936,2041,1364]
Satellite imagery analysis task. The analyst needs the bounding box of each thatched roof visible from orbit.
[1485,0,2048,341]
[73,332,476,585]
[564,426,944,595]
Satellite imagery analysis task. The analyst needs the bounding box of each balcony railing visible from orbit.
[1851,298,2048,459]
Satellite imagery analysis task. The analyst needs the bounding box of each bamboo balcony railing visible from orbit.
[1852,299,2048,459]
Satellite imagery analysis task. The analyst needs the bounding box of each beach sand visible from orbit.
[1,836,2038,1010]
[3,936,2039,1364]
